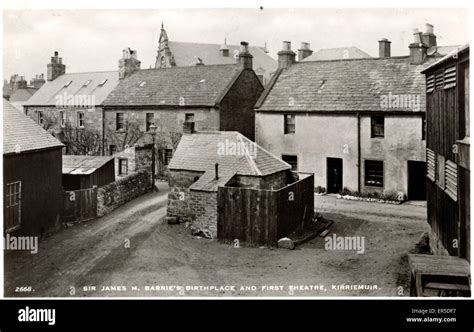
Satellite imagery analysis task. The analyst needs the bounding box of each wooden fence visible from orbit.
[217,173,314,247]
[61,186,98,223]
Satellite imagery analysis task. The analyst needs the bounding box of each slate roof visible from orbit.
[103,64,243,107]
[427,45,461,56]
[25,71,119,106]
[301,47,372,61]
[168,131,290,178]
[256,56,437,112]
[3,98,64,155]
[62,155,114,175]
[168,41,277,75]
[9,87,38,103]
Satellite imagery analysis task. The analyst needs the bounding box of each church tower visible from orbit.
[155,22,176,68]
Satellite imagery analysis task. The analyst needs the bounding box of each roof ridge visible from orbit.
[170,40,267,49]
[237,133,261,176]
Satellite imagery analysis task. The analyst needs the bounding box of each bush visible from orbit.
[314,186,326,194]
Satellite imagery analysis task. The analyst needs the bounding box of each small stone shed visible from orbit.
[166,131,292,237]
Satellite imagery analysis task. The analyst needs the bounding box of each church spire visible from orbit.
[155,21,175,68]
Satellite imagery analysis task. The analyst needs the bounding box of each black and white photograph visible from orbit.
[1,0,471,313]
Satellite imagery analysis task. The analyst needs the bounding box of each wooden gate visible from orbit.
[62,186,98,223]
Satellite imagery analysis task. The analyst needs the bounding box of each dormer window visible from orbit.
[83,80,91,87]
[64,80,72,87]
[98,79,107,86]
[138,81,146,87]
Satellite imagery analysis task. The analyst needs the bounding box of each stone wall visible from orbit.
[97,170,151,216]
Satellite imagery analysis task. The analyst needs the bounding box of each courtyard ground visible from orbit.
[4,187,428,297]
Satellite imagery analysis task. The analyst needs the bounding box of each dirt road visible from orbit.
[4,190,428,297]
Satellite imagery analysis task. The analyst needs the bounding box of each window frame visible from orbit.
[38,111,44,126]
[118,158,128,175]
[371,115,384,138]
[364,159,384,187]
[59,110,66,127]
[146,113,154,132]
[284,114,296,134]
[77,111,85,128]
[5,181,21,233]
[116,113,124,131]
[282,154,298,171]
[185,113,195,123]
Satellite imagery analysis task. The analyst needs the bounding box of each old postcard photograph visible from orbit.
[1,4,471,299]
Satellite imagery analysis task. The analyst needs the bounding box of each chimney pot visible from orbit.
[278,41,296,69]
[421,23,437,48]
[215,163,219,180]
[119,47,141,79]
[297,42,313,61]
[378,38,391,58]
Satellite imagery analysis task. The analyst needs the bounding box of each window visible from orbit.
[422,114,426,140]
[5,181,21,233]
[284,114,295,134]
[38,111,44,126]
[185,113,195,123]
[83,80,91,87]
[282,154,298,171]
[371,116,384,138]
[109,145,117,156]
[365,160,384,187]
[138,81,146,87]
[98,79,107,86]
[163,149,173,166]
[60,111,66,127]
[118,158,128,175]
[146,113,154,131]
[64,80,72,87]
[116,113,124,131]
[77,111,84,128]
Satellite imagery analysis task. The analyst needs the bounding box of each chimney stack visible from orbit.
[47,51,66,81]
[119,48,141,79]
[237,41,253,70]
[278,41,296,69]
[378,38,391,58]
[12,75,27,91]
[297,42,313,61]
[220,39,229,57]
[421,23,437,48]
[30,73,46,89]
[409,29,428,65]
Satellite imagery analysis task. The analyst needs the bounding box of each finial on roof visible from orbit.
[161,22,164,29]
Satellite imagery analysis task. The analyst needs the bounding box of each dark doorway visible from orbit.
[408,160,427,200]
[327,158,343,194]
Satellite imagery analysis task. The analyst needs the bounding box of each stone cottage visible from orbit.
[255,24,456,200]
[166,131,291,237]
[102,41,264,175]
[23,51,120,155]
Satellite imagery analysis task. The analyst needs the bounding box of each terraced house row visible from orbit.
[22,23,455,198]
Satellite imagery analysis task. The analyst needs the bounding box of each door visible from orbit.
[4,181,21,233]
[408,160,427,200]
[327,158,343,194]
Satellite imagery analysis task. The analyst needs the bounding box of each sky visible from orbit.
[2,8,469,81]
